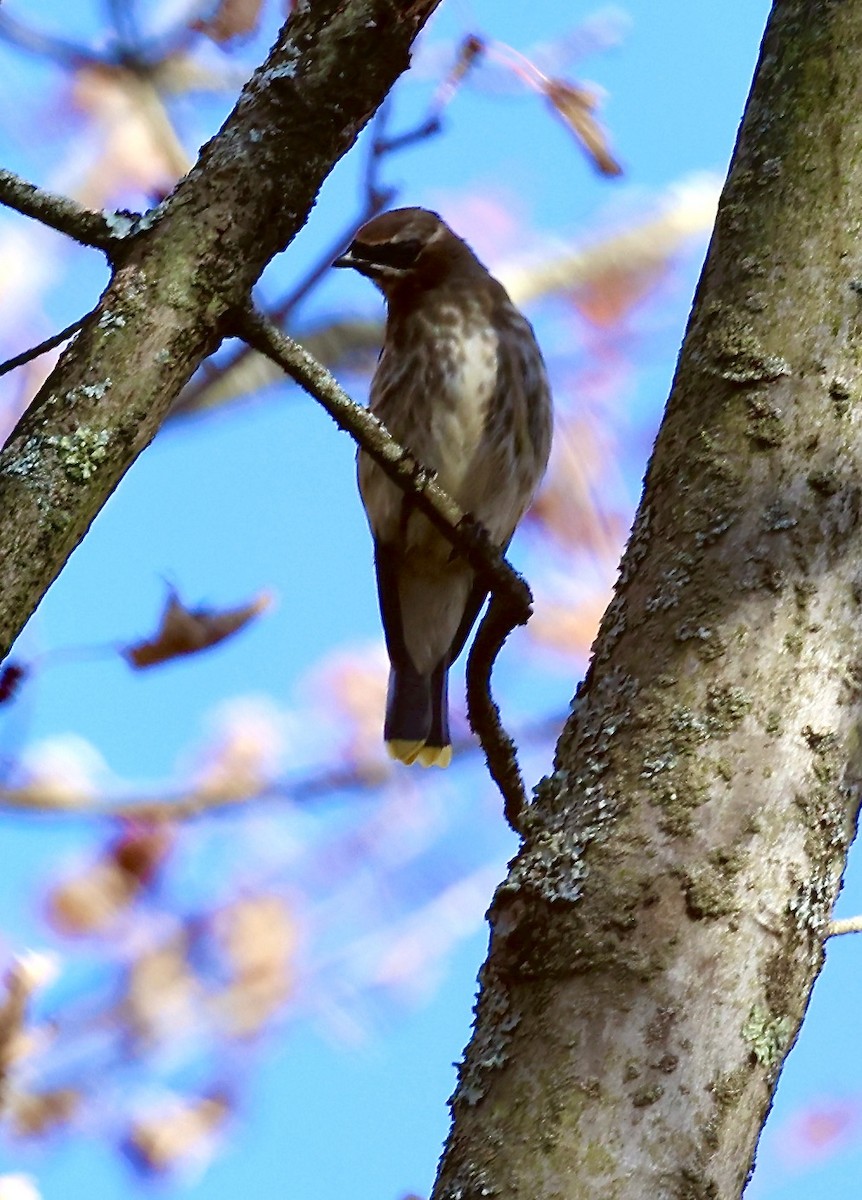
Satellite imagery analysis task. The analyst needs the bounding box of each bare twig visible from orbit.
[0,11,95,65]
[372,115,442,156]
[166,316,383,421]
[235,305,533,826]
[466,591,534,835]
[361,99,396,210]
[0,168,116,251]
[0,309,97,380]
[827,915,862,936]
[0,714,563,822]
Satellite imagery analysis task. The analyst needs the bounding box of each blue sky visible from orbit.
[5,2,862,1199]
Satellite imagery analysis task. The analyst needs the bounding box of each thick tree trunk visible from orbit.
[0,0,440,659]
[434,2,862,1197]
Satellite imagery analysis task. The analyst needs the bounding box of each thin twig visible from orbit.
[373,116,442,156]
[466,592,534,835]
[0,308,97,379]
[0,168,115,250]
[235,305,533,826]
[362,100,395,209]
[0,714,563,822]
[0,11,96,65]
[827,915,862,937]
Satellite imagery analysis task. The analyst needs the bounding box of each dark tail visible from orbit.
[385,659,451,768]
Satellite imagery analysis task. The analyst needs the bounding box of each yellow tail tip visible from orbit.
[416,744,452,768]
[387,741,452,768]
[387,739,425,765]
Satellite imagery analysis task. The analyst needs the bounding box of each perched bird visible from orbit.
[334,208,552,768]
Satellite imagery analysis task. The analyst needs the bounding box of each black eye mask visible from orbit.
[349,237,423,270]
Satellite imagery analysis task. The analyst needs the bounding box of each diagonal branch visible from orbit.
[236,305,533,829]
[0,308,98,379]
[0,168,117,250]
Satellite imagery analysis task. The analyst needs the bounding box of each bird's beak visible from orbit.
[332,250,355,269]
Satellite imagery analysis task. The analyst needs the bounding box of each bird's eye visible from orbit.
[351,238,423,271]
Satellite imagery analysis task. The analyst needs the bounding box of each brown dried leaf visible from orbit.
[432,34,486,110]
[192,0,265,42]
[46,824,171,936]
[544,78,622,177]
[110,821,174,885]
[123,590,273,669]
[46,862,138,936]
[126,1093,230,1175]
[8,1089,79,1139]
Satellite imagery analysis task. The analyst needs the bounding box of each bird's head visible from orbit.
[332,207,475,297]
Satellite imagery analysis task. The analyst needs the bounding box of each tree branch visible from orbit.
[0,168,116,250]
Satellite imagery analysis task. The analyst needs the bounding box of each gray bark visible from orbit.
[0,0,441,659]
[434,2,862,1197]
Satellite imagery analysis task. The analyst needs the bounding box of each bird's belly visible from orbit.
[360,321,512,551]
[426,324,498,499]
